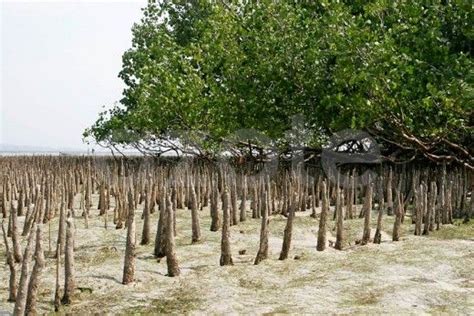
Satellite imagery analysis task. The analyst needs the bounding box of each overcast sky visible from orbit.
[1,0,146,150]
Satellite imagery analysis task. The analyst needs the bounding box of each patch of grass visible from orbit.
[263,307,290,315]
[451,256,474,288]
[239,277,265,289]
[428,290,472,314]
[409,277,435,284]
[39,287,53,298]
[293,214,318,228]
[459,279,473,288]
[355,292,379,305]
[343,290,381,307]
[266,218,287,237]
[430,220,474,240]
[343,248,384,274]
[175,237,192,247]
[287,272,330,288]
[126,285,202,314]
[429,304,452,313]
[76,245,120,266]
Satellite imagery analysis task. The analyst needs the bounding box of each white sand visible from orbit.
[0,198,473,314]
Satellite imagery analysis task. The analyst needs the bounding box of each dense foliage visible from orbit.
[84,0,473,167]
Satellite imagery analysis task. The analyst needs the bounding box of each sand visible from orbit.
[0,197,473,314]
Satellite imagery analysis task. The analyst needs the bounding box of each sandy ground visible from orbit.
[1,196,473,315]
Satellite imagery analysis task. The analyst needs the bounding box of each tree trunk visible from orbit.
[165,194,180,276]
[252,184,258,219]
[423,182,433,235]
[441,164,447,224]
[56,198,66,258]
[154,188,167,258]
[317,180,328,251]
[429,181,437,231]
[374,179,385,244]
[335,188,344,250]
[468,181,474,221]
[172,186,177,236]
[254,191,269,265]
[54,236,61,312]
[1,189,6,219]
[13,225,37,315]
[149,183,156,214]
[25,224,45,316]
[62,216,75,305]
[230,180,238,225]
[123,190,136,284]
[210,177,221,231]
[140,185,150,245]
[310,180,317,218]
[18,188,24,216]
[10,201,23,263]
[191,186,201,243]
[22,202,33,237]
[82,185,90,229]
[1,221,17,302]
[220,188,233,266]
[392,191,402,241]
[99,182,106,215]
[387,167,393,215]
[447,182,454,224]
[361,182,373,245]
[279,192,295,260]
[414,183,424,236]
[239,176,247,222]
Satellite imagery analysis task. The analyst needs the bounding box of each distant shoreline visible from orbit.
[0,151,140,156]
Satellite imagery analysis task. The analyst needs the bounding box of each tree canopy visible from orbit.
[84,0,473,168]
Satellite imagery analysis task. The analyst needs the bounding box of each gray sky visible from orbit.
[1,0,146,150]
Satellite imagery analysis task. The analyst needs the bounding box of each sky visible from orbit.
[0,0,147,150]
